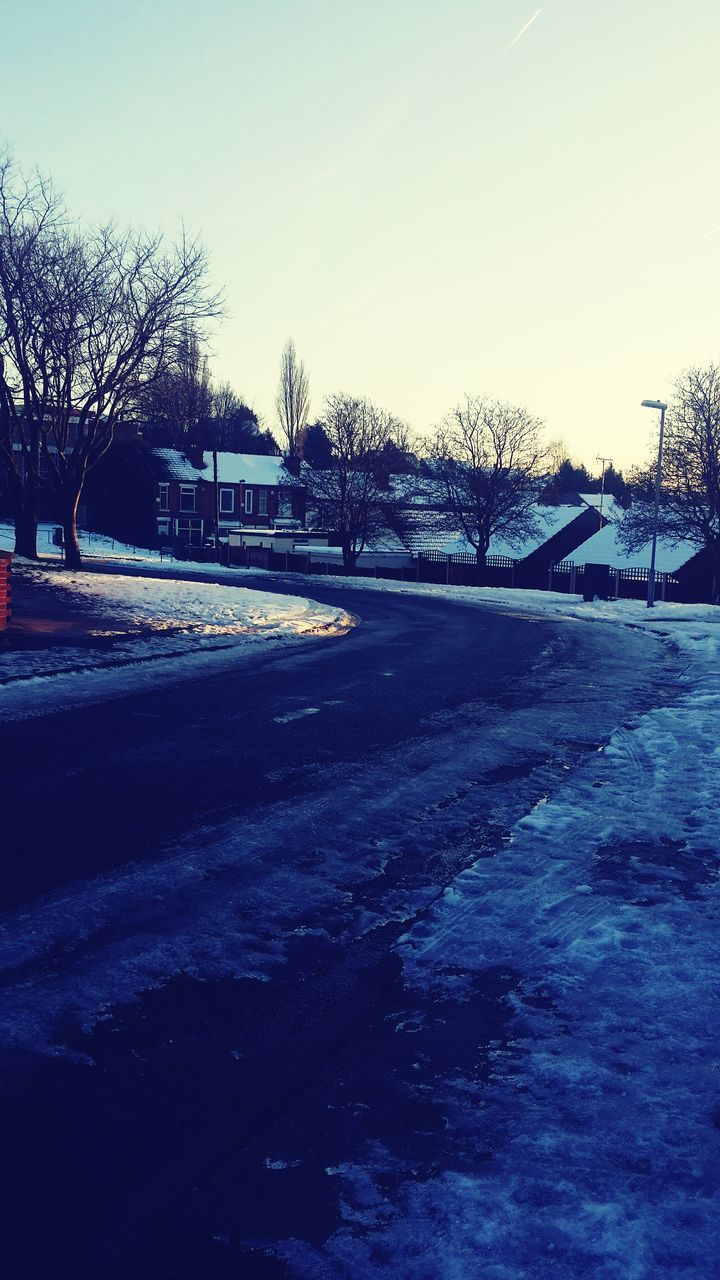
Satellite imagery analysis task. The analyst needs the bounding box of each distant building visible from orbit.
[388,480,610,585]
[151,448,306,546]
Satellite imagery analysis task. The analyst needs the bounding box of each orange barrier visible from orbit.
[0,550,12,630]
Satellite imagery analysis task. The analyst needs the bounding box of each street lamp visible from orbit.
[596,455,613,529]
[641,398,668,608]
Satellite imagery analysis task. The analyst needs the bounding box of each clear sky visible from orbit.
[3,0,720,471]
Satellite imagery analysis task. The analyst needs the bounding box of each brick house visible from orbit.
[152,448,306,546]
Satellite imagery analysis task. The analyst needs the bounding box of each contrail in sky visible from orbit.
[505,8,542,53]
[686,223,720,249]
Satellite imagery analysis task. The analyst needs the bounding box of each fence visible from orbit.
[175,541,701,603]
[417,551,517,588]
[549,560,680,600]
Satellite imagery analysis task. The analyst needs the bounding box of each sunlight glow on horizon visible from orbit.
[2,1,720,474]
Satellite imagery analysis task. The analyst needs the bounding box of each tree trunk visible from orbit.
[710,543,720,605]
[341,539,358,573]
[61,487,83,569]
[474,545,488,587]
[11,485,39,559]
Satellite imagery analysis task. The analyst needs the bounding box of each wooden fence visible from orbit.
[189,542,693,602]
[549,560,679,600]
[418,551,517,588]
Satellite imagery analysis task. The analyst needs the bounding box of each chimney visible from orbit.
[186,444,205,470]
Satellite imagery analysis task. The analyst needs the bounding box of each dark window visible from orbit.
[176,517,203,546]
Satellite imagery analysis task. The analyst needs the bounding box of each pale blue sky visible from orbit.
[3,1,720,469]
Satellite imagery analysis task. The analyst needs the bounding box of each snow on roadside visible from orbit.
[309,588,720,1275]
[18,565,351,638]
[0,521,164,563]
[0,569,354,722]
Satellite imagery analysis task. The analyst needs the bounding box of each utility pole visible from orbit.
[212,448,220,561]
[596,455,613,529]
[640,400,668,608]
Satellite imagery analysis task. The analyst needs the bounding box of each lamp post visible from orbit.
[641,398,668,608]
[596,455,613,529]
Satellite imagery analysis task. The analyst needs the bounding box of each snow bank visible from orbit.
[0,569,354,722]
[315,586,720,1277]
[20,566,349,638]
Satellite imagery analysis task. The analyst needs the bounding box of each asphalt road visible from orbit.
[0,575,674,1278]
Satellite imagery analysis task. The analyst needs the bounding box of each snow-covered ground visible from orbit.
[2,539,720,1274]
[0,520,165,562]
[296,587,720,1277]
[0,567,354,722]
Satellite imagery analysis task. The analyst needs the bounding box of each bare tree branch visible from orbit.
[431,395,547,572]
[621,365,720,589]
[307,393,402,569]
[0,149,223,564]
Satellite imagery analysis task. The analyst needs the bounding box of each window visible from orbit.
[244,489,254,515]
[278,488,293,518]
[220,488,235,514]
[175,517,203,546]
[157,517,171,537]
[179,485,196,512]
[158,483,169,511]
[258,489,268,516]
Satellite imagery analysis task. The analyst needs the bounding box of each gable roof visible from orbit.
[151,449,303,487]
[578,493,619,519]
[570,516,702,573]
[439,505,594,560]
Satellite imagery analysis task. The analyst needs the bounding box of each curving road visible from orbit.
[0,575,678,1278]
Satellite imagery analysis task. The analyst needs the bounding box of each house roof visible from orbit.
[151,449,303,487]
[570,517,702,573]
[578,493,619,519]
[394,506,463,553]
[439,505,593,560]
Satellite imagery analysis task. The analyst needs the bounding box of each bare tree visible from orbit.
[431,395,547,575]
[0,154,63,556]
[0,151,221,566]
[275,339,310,456]
[308,393,400,570]
[139,325,213,439]
[620,365,720,593]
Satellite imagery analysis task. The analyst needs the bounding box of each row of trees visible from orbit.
[303,392,548,571]
[302,368,720,588]
[2,145,719,584]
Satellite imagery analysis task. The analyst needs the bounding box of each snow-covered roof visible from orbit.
[151,449,303,487]
[440,505,591,560]
[576,491,617,517]
[387,474,445,506]
[366,526,408,553]
[394,507,462,554]
[570,518,702,573]
[579,493,619,519]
